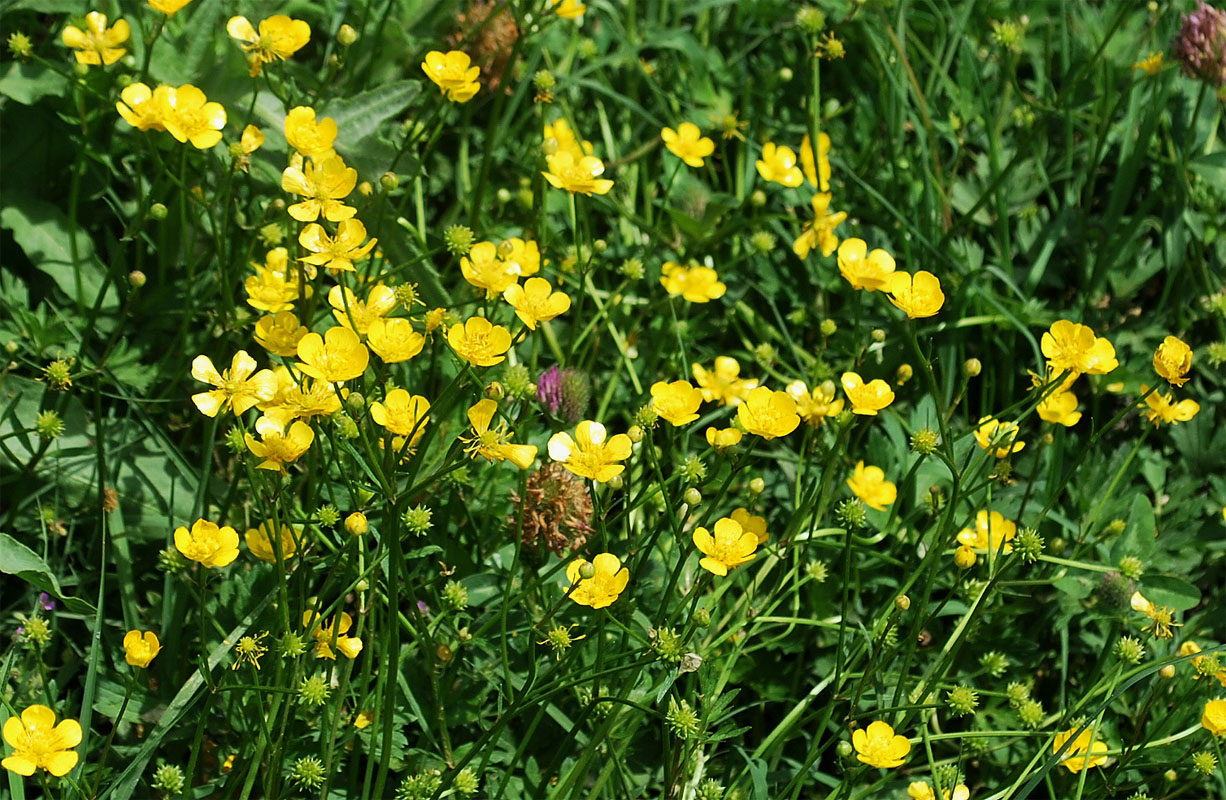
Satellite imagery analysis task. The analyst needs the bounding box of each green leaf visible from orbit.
[0,532,96,613]
[1142,575,1200,612]
[403,544,443,561]
[0,198,118,311]
[0,61,69,105]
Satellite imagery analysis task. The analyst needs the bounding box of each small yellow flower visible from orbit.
[299,219,377,274]
[1052,726,1108,774]
[1134,50,1164,75]
[705,426,743,449]
[285,106,338,160]
[328,284,396,335]
[973,416,1025,458]
[148,0,194,15]
[548,420,632,483]
[245,247,311,312]
[366,318,425,363]
[160,84,227,150]
[504,277,571,330]
[232,632,269,670]
[122,630,161,668]
[1,705,82,777]
[1140,385,1200,427]
[661,122,715,168]
[462,241,517,297]
[447,316,513,367]
[422,50,481,102]
[650,380,704,426]
[692,357,758,406]
[730,507,768,544]
[244,415,314,471]
[245,521,297,562]
[660,262,726,303]
[1202,699,1226,736]
[116,83,170,131]
[840,372,895,415]
[755,142,803,187]
[190,350,278,417]
[344,512,368,536]
[800,132,832,192]
[542,151,614,195]
[281,154,358,223]
[954,545,977,569]
[296,326,370,383]
[1131,591,1180,639]
[956,509,1017,553]
[501,238,541,277]
[174,518,240,568]
[837,238,896,292]
[846,461,896,511]
[462,399,538,469]
[565,553,630,609]
[552,0,586,19]
[693,517,759,576]
[786,380,844,426]
[303,611,363,659]
[1153,336,1192,386]
[886,271,945,318]
[61,12,129,66]
[254,312,308,357]
[227,15,311,76]
[238,124,264,157]
[1036,387,1082,427]
[1041,320,1118,376]
[851,720,911,768]
[908,782,969,800]
[369,389,431,444]
[354,710,375,728]
[793,193,846,259]
[258,368,341,422]
[543,118,593,160]
[737,386,800,439]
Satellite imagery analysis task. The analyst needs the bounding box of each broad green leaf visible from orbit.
[0,198,118,311]
[0,532,96,613]
[0,61,69,105]
[1142,575,1201,612]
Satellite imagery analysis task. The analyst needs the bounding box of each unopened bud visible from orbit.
[683,488,702,506]
[608,474,624,490]
[149,203,168,220]
[749,477,765,495]
[337,24,358,46]
[895,595,911,611]
[964,358,982,377]
[871,328,886,343]
[380,172,399,191]
[779,67,794,81]
[128,270,147,288]
[344,512,368,536]
[954,545,977,569]
[578,562,596,579]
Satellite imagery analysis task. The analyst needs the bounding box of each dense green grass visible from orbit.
[1,1,1224,798]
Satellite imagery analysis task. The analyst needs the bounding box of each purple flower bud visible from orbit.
[39,592,56,612]
[536,365,591,422]
[1175,2,1226,87]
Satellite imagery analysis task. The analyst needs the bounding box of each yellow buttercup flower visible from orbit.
[227,15,311,76]
[1036,388,1082,427]
[123,630,161,668]
[793,193,846,259]
[244,415,314,471]
[730,507,768,544]
[148,0,193,15]
[421,50,481,102]
[544,118,594,160]
[61,12,129,66]
[296,326,370,383]
[837,238,896,292]
[257,368,341,422]
[1140,385,1200,427]
[851,720,910,768]
[328,284,396,335]
[956,509,1017,553]
[174,518,240,568]
[565,553,629,608]
[543,151,614,195]
[369,389,431,447]
[548,420,632,483]
[501,238,541,277]
[737,386,800,439]
[366,318,425,363]
[755,142,803,187]
[299,218,377,274]
[116,83,170,131]
[692,356,757,406]
[1,705,82,777]
[1153,335,1192,386]
[973,416,1025,458]
[462,241,518,297]
[786,380,844,426]
[1202,699,1226,736]
[448,316,513,367]
[552,0,586,19]
[285,106,338,160]
[693,517,759,576]
[660,262,726,303]
[705,426,743,449]
[650,380,703,426]
[303,611,363,659]
[661,122,715,168]
[254,311,309,357]
[462,399,538,469]
[1052,726,1108,774]
[245,521,297,562]
[234,125,264,170]
[245,247,310,312]
[160,84,227,150]
[800,132,832,191]
[281,154,358,223]
[1131,590,1180,639]
[1041,320,1118,376]
[886,270,945,318]
[846,462,896,511]
[504,277,571,329]
[1134,50,1164,75]
[190,350,278,417]
[908,782,969,800]
[840,372,895,415]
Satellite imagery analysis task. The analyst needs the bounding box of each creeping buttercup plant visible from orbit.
[1,1,1224,799]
